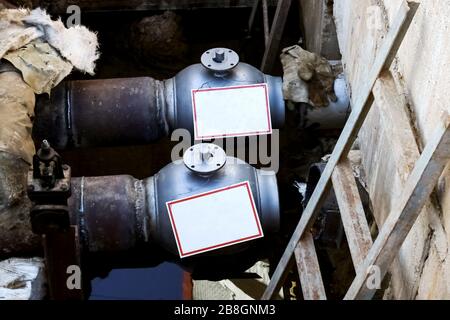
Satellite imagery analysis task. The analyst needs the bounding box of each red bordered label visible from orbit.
[191,84,272,140]
[166,181,264,258]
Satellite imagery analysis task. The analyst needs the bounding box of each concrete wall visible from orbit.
[333,0,450,299]
[299,0,341,60]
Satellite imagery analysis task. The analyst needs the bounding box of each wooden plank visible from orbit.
[247,0,261,36]
[261,1,419,300]
[345,115,450,300]
[262,0,270,46]
[332,158,372,271]
[294,231,327,300]
[260,0,292,73]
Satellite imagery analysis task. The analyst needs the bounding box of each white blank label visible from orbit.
[192,84,272,140]
[166,181,264,258]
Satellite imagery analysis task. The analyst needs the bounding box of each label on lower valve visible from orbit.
[166,181,264,258]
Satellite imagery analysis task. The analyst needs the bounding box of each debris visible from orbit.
[0,7,100,93]
[0,258,46,300]
[280,45,337,107]
[0,70,35,162]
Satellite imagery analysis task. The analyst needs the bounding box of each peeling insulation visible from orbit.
[0,8,42,58]
[0,71,35,162]
[280,45,337,107]
[4,40,72,94]
[0,257,45,299]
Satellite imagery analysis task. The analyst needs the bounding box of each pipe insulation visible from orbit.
[0,68,40,257]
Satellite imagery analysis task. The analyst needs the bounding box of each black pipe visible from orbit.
[33,77,171,149]
[33,54,286,150]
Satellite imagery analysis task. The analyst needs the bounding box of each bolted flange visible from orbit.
[183,143,227,175]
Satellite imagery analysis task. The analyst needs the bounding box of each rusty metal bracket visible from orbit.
[27,140,84,299]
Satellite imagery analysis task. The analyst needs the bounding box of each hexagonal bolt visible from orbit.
[200,145,213,162]
[213,49,225,63]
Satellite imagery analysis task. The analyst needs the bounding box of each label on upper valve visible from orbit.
[166,181,264,258]
[191,83,272,140]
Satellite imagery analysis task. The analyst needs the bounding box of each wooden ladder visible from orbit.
[262,1,450,300]
[248,0,292,73]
